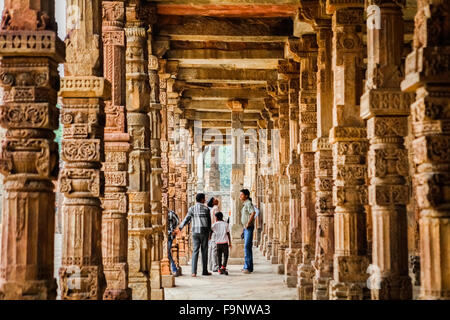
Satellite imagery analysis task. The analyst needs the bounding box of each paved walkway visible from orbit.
[165,247,297,300]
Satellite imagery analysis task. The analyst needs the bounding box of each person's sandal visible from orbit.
[242,269,250,274]
[191,274,196,277]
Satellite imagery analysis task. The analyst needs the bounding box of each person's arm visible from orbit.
[245,204,256,229]
[178,207,193,231]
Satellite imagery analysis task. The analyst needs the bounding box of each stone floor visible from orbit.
[165,247,297,300]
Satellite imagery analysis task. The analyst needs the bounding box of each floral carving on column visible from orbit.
[0,0,64,300]
[402,0,450,300]
[125,0,152,300]
[273,62,294,272]
[101,0,132,300]
[147,14,165,299]
[285,63,302,288]
[312,18,335,301]
[327,1,370,300]
[296,34,318,300]
[59,0,109,300]
[361,0,414,300]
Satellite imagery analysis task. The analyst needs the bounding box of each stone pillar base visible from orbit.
[284,275,298,288]
[270,255,278,264]
[297,263,314,300]
[129,274,150,300]
[151,288,165,300]
[228,258,245,265]
[162,275,175,288]
[329,280,370,300]
[372,276,412,300]
[230,239,245,258]
[103,288,132,300]
[313,275,332,300]
[276,264,284,275]
[0,279,57,300]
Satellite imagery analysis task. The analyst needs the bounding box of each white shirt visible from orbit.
[211,221,230,244]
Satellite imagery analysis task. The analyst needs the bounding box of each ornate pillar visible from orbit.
[285,62,302,288]
[273,68,291,272]
[178,118,190,264]
[147,12,165,301]
[101,0,132,300]
[361,0,413,300]
[269,110,280,264]
[229,100,245,261]
[297,34,318,300]
[58,0,109,300]
[312,19,335,300]
[125,0,152,300]
[0,0,63,300]
[327,1,370,300]
[207,147,221,192]
[159,64,175,288]
[402,0,450,300]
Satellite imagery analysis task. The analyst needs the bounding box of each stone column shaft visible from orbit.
[0,0,63,300]
[361,0,413,300]
[313,21,335,300]
[230,101,245,260]
[101,0,132,300]
[328,3,370,300]
[148,19,165,301]
[297,35,318,300]
[59,0,108,300]
[125,0,152,300]
[285,66,302,288]
[402,0,450,300]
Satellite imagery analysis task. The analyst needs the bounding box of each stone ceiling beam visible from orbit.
[156,16,293,38]
[156,4,300,17]
[178,68,278,83]
[175,59,281,69]
[182,99,264,112]
[201,121,259,129]
[183,88,267,100]
[184,110,262,122]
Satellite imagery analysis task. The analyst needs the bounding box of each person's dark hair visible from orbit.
[240,189,250,199]
[215,211,224,221]
[207,197,215,208]
[196,193,206,203]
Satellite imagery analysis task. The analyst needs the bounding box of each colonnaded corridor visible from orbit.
[0,0,449,301]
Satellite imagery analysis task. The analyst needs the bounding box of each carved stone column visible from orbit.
[269,111,280,264]
[125,0,152,300]
[327,1,370,300]
[229,101,245,261]
[285,63,302,288]
[361,0,413,300]
[0,0,63,300]
[178,118,190,264]
[159,64,175,288]
[58,0,109,300]
[297,34,318,300]
[312,20,335,300]
[146,13,165,301]
[207,147,221,192]
[101,0,131,300]
[272,67,291,273]
[401,0,450,300]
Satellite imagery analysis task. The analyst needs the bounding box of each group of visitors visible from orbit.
[166,189,257,277]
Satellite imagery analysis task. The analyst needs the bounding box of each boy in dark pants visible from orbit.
[211,212,232,275]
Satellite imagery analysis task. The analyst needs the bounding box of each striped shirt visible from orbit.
[179,202,211,234]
